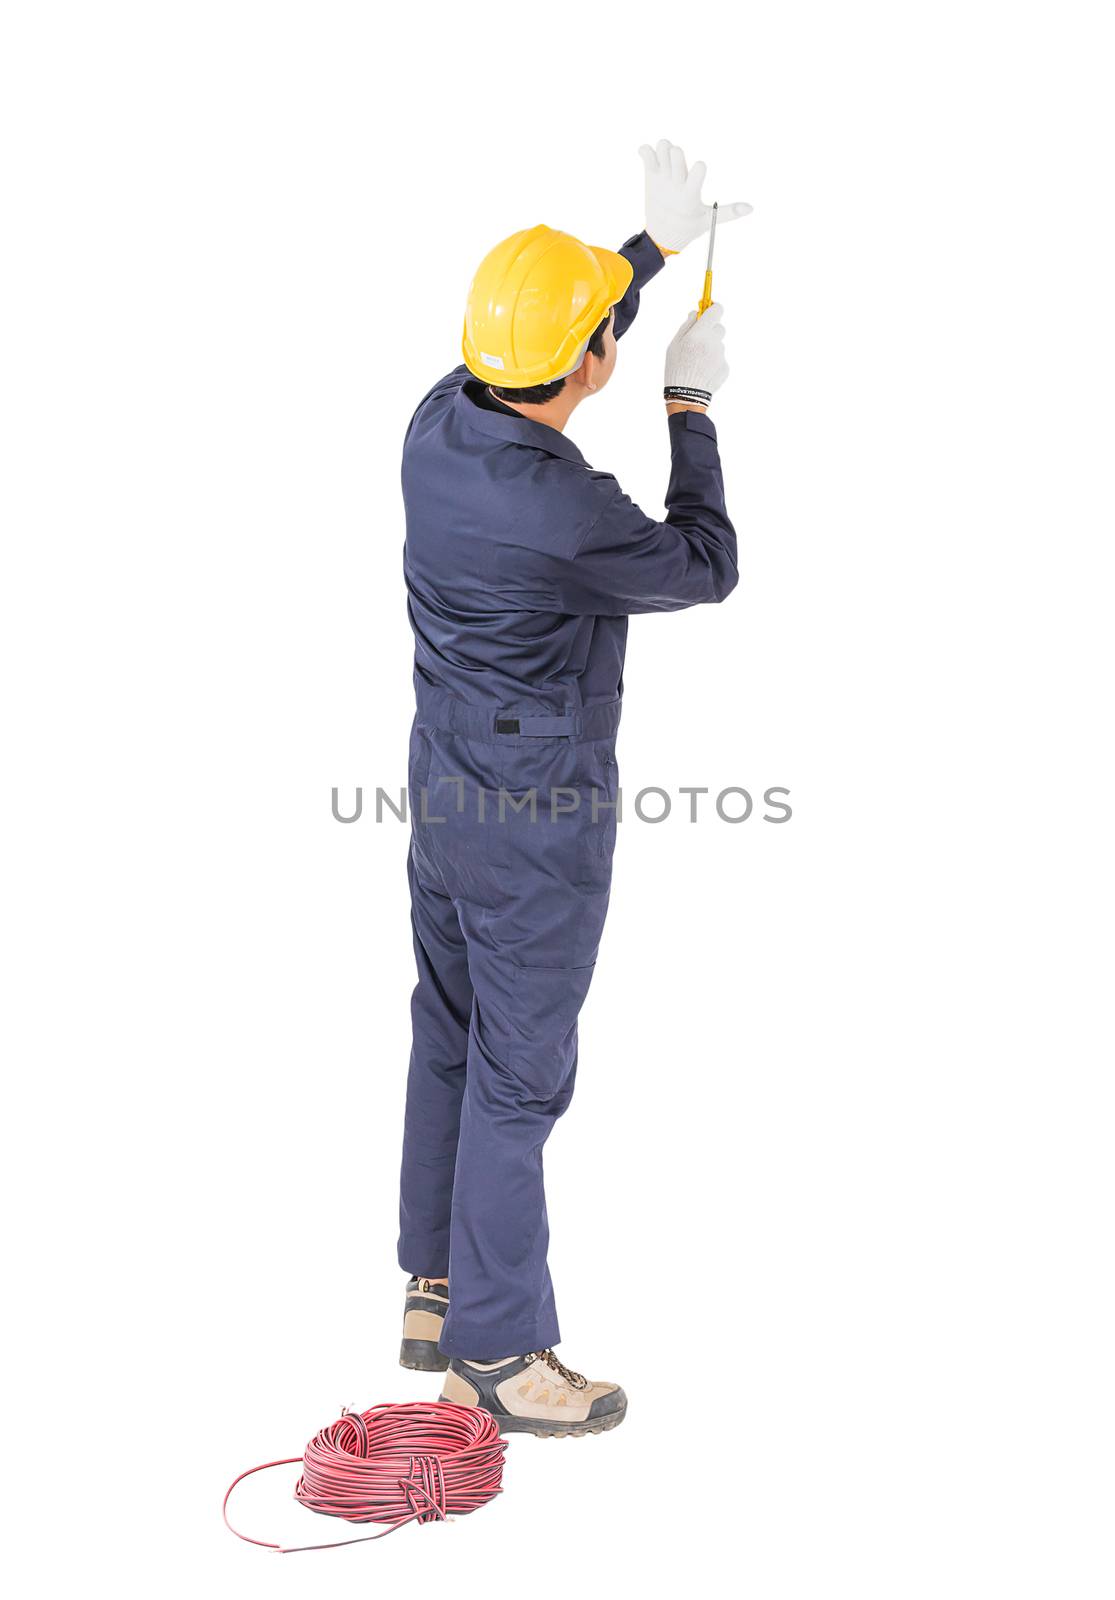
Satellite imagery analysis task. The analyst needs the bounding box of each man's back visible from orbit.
[402,366,628,712]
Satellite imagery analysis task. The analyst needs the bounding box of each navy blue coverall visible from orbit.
[398,231,738,1358]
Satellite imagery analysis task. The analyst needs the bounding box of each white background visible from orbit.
[2,2,1112,1595]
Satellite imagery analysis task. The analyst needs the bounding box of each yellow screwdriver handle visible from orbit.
[697,269,714,318]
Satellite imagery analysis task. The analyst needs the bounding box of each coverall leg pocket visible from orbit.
[507,961,597,1108]
[577,744,619,887]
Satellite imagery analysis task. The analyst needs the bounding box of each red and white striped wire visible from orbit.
[224,1401,506,1553]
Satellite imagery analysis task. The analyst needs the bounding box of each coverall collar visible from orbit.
[454,379,589,467]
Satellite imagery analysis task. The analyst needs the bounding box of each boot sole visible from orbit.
[399,1338,449,1373]
[495,1399,628,1439]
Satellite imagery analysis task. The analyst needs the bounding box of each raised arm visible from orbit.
[611,232,666,340]
[612,139,752,341]
[554,413,737,614]
[503,302,738,615]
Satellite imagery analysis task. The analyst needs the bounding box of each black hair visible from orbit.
[490,313,612,406]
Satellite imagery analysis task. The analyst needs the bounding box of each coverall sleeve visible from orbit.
[546,410,739,615]
[612,232,666,340]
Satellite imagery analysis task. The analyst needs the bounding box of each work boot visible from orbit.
[439,1348,627,1438]
[399,1276,450,1372]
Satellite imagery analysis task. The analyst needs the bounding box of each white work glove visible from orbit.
[639,139,752,254]
[663,305,728,407]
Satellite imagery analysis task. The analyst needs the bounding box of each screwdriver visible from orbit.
[697,202,718,317]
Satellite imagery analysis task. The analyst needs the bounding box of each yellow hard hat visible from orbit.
[462,225,634,388]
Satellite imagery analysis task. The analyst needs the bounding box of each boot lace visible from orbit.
[526,1349,588,1390]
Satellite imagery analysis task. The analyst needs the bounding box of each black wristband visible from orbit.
[663,385,711,406]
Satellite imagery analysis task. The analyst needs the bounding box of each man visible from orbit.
[397,142,748,1437]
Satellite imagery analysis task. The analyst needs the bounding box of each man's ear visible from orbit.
[568,351,593,392]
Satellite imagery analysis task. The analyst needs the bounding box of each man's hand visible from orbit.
[639,140,752,255]
[664,304,729,409]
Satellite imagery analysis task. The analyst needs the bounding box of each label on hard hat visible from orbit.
[479,352,504,370]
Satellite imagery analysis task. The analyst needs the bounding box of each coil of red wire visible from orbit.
[224,1401,507,1553]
